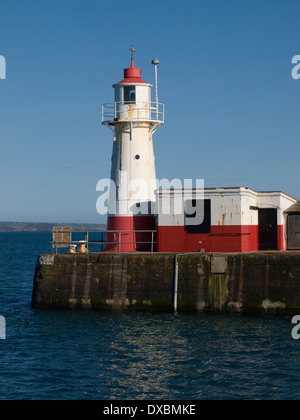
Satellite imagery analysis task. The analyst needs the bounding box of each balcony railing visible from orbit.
[102,101,164,124]
[51,228,157,254]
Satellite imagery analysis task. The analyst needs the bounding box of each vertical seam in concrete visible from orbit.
[230,257,236,302]
[83,257,92,305]
[70,257,77,307]
[108,255,114,300]
[196,257,205,312]
[264,256,270,300]
[121,255,128,306]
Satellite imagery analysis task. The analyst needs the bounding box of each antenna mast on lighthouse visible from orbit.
[152,58,160,121]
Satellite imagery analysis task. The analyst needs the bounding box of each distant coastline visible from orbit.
[0,222,106,232]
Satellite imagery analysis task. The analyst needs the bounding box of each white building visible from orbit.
[156,187,297,252]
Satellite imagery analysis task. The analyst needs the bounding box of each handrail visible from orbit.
[51,229,157,255]
[102,101,164,124]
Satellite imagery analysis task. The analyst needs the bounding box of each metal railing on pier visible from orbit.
[51,227,156,254]
[102,101,164,124]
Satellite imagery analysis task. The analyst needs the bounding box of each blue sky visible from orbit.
[0,0,300,223]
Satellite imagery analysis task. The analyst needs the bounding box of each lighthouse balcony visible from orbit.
[102,101,164,125]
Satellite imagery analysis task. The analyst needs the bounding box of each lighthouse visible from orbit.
[102,48,164,251]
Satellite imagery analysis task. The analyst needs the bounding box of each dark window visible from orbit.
[185,199,211,233]
[123,86,136,104]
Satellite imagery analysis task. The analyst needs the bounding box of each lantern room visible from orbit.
[102,58,164,126]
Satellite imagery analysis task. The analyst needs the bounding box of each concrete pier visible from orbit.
[31,252,300,314]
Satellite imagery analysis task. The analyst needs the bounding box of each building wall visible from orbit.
[156,188,297,253]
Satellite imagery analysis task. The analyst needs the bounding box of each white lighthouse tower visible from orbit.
[102,48,164,251]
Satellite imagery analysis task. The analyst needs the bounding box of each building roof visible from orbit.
[118,58,148,84]
[284,202,300,214]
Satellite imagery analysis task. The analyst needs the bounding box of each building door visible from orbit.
[258,208,278,250]
[287,215,300,250]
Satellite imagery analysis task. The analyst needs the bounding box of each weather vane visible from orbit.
[129,44,136,60]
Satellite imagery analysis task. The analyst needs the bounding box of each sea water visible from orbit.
[0,231,299,400]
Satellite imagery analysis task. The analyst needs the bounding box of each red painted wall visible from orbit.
[156,224,284,253]
[277,225,284,251]
[105,220,284,253]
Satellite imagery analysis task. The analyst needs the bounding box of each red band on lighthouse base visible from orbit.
[105,215,156,252]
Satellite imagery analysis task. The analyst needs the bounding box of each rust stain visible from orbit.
[128,104,134,120]
[222,213,226,225]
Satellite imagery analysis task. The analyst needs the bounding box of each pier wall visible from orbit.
[31,252,300,314]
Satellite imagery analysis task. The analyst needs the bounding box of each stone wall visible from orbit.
[31,252,300,314]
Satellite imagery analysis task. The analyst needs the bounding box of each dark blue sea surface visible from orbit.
[0,231,299,400]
